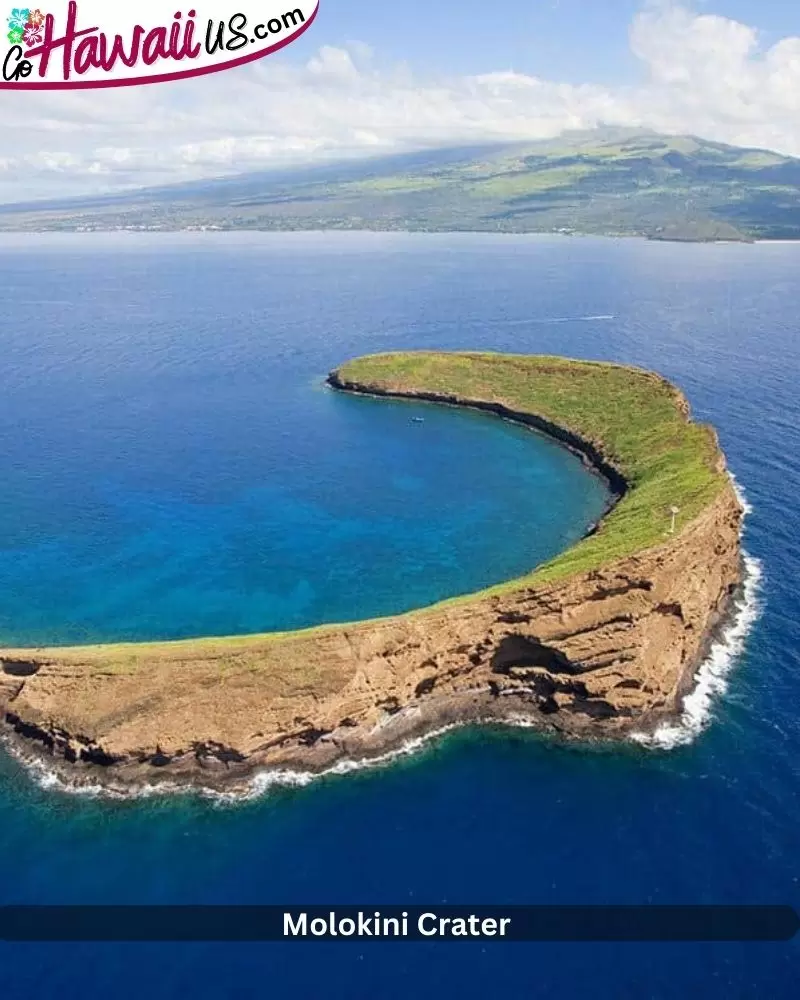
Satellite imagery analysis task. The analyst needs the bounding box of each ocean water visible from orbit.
[0,233,798,997]
[0,240,610,645]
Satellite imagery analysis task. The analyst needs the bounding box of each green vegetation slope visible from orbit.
[3,129,800,239]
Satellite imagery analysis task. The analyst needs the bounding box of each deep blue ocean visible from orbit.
[0,233,798,997]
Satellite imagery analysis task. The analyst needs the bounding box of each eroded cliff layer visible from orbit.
[0,353,742,791]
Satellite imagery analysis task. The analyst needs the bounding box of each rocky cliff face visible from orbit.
[0,380,743,793]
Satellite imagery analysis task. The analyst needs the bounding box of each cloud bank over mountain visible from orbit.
[2,2,799,201]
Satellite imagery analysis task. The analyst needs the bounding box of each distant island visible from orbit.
[0,352,743,793]
[0,129,800,242]
[1,128,800,241]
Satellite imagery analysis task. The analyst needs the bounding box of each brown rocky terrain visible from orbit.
[0,360,743,794]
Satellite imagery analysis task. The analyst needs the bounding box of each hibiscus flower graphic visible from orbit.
[22,21,41,45]
[7,25,23,44]
[27,7,44,27]
[6,8,30,32]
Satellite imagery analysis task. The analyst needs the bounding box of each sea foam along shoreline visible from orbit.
[0,718,467,805]
[631,476,763,749]
[1,474,762,804]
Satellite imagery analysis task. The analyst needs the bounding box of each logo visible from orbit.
[1,1,319,88]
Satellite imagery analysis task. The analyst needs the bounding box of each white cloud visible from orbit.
[2,2,800,202]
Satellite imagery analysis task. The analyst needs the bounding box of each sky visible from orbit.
[2,0,800,202]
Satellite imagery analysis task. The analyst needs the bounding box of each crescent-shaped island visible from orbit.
[0,352,743,793]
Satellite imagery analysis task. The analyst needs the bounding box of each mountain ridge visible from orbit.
[3,128,800,240]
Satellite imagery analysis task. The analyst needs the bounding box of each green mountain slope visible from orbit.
[4,129,800,239]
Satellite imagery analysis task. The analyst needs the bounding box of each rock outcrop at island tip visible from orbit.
[0,356,743,793]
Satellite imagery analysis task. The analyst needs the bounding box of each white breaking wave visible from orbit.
[499,315,616,326]
[631,473,763,750]
[1,721,469,805]
[731,473,753,516]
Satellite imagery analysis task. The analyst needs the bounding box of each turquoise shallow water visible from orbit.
[0,238,607,644]
[0,233,799,997]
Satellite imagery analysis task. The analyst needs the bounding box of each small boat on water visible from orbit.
[412,416,425,424]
